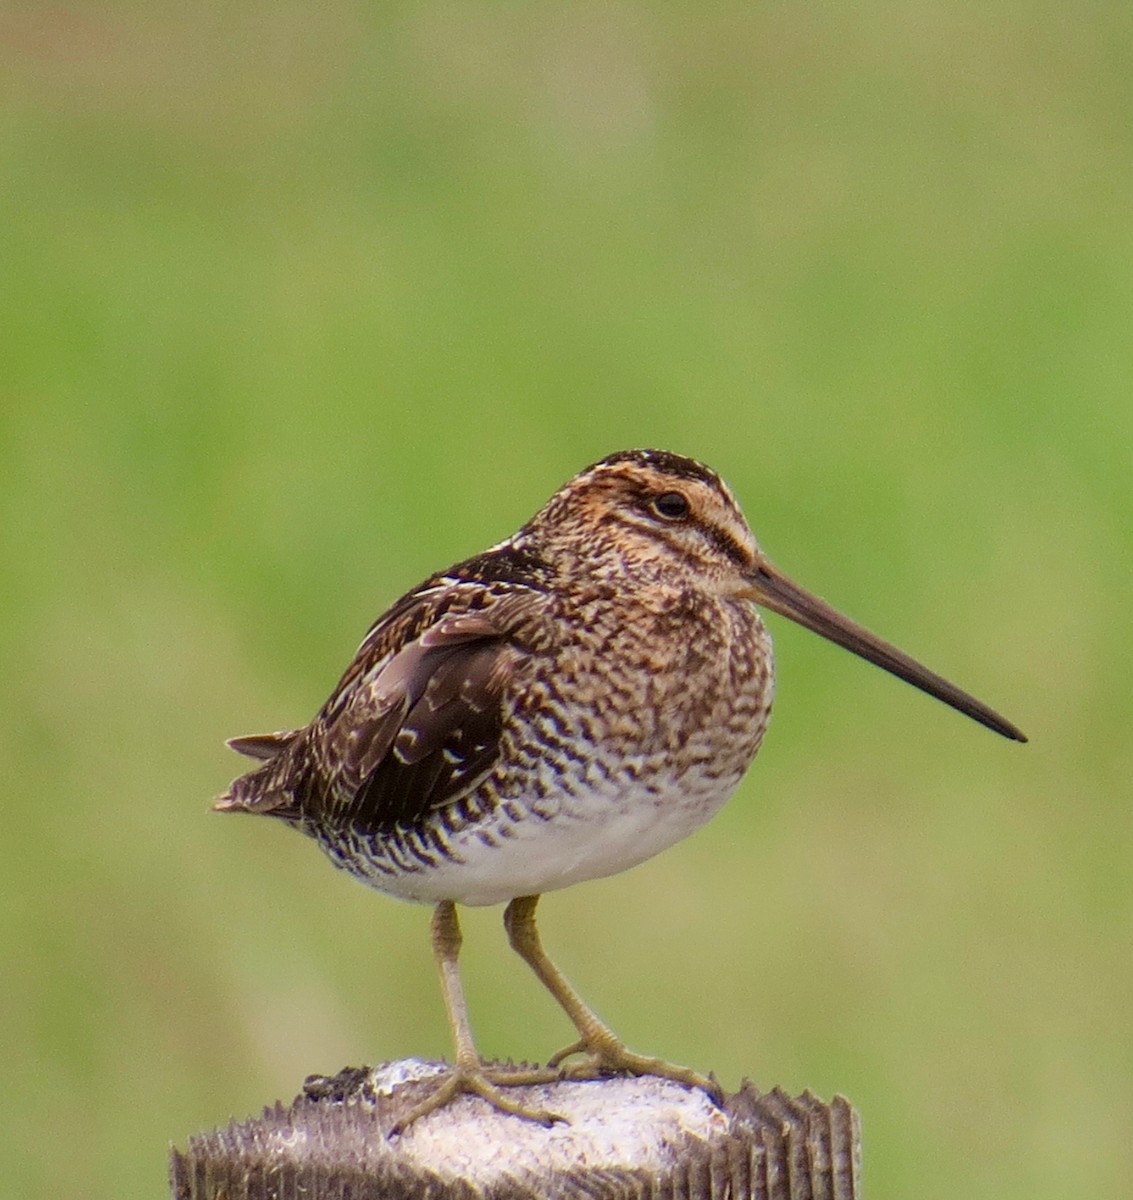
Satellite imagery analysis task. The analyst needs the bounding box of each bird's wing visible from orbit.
[216,586,542,834]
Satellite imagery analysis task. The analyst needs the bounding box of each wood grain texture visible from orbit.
[170,1059,861,1200]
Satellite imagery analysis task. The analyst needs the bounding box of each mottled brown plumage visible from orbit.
[216,449,1024,1131]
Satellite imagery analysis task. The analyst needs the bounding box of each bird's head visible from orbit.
[525,449,1026,743]
[526,448,762,596]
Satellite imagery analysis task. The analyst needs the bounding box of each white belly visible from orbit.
[350,768,743,907]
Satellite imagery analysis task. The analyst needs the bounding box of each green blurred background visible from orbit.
[3,3,1130,1197]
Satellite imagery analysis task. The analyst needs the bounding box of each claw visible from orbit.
[547,1038,587,1068]
[389,1061,565,1135]
[554,1038,724,1105]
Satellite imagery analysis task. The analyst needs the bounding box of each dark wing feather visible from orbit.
[351,642,504,827]
[216,587,540,835]
[330,607,524,833]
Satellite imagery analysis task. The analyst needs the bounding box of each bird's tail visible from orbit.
[213,728,302,816]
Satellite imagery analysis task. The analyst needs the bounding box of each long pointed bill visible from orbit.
[740,561,1027,742]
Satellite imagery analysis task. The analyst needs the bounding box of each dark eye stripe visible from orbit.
[706,526,752,567]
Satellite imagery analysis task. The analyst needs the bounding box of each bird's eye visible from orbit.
[649,491,691,521]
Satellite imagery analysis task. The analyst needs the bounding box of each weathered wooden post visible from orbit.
[170,1059,861,1199]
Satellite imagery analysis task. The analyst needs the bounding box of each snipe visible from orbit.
[216,449,1025,1130]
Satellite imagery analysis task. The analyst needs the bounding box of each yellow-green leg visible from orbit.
[391,900,563,1133]
[502,895,723,1104]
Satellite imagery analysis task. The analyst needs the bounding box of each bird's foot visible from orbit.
[389,1060,565,1135]
[549,1035,723,1105]
[547,1038,587,1068]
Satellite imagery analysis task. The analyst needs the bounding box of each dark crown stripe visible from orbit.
[589,449,724,488]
